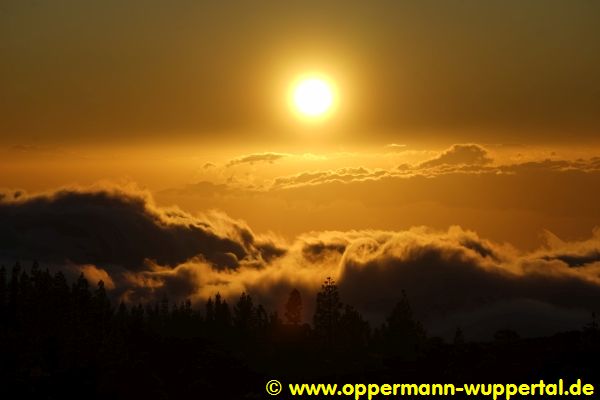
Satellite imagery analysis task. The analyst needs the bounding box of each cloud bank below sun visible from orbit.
[2,183,600,340]
[156,143,600,250]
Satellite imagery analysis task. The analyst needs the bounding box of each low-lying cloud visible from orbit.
[2,185,600,340]
[0,185,283,271]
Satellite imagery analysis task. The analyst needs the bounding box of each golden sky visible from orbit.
[2,0,600,147]
[2,0,600,337]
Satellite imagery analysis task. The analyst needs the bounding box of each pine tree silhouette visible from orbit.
[255,304,269,332]
[214,293,231,329]
[205,296,215,324]
[384,290,426,358]
[285,288,302,325]
[339,304,370,348]
[0,259,592,397]
[233,292,256,333]
[313,277,343,346]
[92,280,112,335]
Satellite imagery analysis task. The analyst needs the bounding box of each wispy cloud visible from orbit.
[419,144,493,168]
[226,152,289,167]
[385,143,407,150]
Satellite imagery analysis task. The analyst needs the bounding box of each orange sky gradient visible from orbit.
[2,0,600,337]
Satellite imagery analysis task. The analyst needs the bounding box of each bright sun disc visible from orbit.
[293,78,334,117]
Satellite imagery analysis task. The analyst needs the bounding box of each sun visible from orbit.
[291,77,335,118]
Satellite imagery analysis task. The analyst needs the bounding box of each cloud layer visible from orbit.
[0,186,283,271]
[3,184,600,340]
[158,144,600,251]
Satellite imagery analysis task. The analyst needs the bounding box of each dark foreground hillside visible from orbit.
[1,262,599,399]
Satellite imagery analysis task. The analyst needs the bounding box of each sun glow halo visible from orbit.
[292,77,335,118]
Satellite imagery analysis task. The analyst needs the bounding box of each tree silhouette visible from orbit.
[160,294,169,317]
[214,293,231,328]
[0,259,596,398]
[339,304,370,348]
[284,288,302,325]
[233,292,256,333]
[383,290,425,358]
[255,304,269,332]
[30,260,40,286]
[92,280,112,335]
[313,277,343,345]
[116,301,128,326]
[73,273,91,307]
[205,296,215,324]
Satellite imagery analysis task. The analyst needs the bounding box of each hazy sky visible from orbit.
[2,1,600,337]
[2,0,600,147]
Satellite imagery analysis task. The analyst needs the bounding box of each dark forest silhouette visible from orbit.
[1,261,600,399]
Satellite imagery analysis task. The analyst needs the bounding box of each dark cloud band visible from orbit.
[2,185,600,340]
